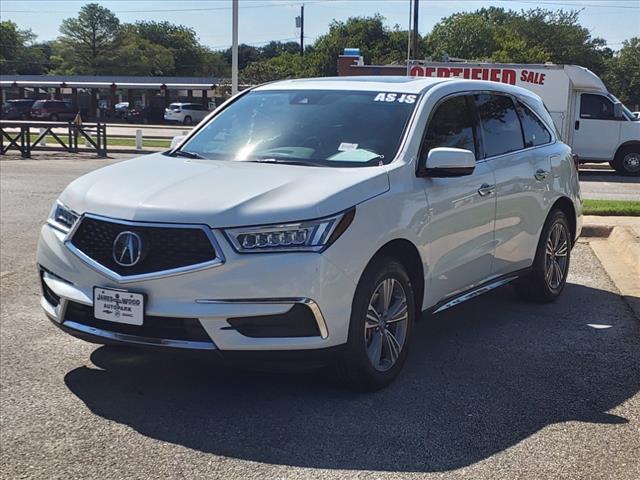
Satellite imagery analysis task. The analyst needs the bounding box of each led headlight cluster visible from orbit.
[224,209,355,253]
[47,201,79,233]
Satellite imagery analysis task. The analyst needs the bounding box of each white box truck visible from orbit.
[408,61,640,175]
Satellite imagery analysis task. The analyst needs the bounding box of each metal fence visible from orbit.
[0,121,107,158]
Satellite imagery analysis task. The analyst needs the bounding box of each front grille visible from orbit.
[69,216,217,276]
[65,301,212,343]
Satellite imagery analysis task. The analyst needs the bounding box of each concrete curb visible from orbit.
[582,220,640,320]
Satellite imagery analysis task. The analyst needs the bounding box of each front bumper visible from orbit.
[37,223,357,352]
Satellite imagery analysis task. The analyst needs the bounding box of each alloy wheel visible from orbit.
[364,278,409,371]
[544,222,569,290]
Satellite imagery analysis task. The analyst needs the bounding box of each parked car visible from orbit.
[1,99,35,120]
[409,61,640,175]
[114,102,131,119]
[38,77,582,391]
[164,102,210,124]
[125,106,150,124]
[30,100,77,121]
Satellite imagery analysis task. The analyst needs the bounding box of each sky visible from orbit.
[1,0,638,51]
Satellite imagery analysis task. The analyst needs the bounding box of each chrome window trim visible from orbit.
[195,297,329,339]
[62,320,217,350]
[417,89,560,169]
[64,213,225,284]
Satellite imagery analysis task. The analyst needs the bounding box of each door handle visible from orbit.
[477,184,495,197]
[534,169,549,181]
[574,120,580,130]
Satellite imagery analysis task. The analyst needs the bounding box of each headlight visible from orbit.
[47,201,79,233]
[224,208,355,253]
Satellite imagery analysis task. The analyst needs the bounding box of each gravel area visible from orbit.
[1,158,639,480]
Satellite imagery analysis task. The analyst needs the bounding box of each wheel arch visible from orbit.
[614,141,640,160]
[550,196,577,245]
[362,238,425,316]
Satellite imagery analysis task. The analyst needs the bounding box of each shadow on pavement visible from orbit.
[64,282,640,473]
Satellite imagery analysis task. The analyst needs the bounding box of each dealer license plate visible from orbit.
[93,287,144,325]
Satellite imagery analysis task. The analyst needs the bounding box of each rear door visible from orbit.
[572,93,621,160]
[475,93,553,276]
[420,94,497,303]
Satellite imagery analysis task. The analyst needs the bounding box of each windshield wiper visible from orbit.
[171,150,204,159]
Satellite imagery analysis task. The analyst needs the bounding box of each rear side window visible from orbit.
[580,94,614,120]
[423,95,476,158]
[32,100,46,108]
[517,101,552,147]
[474,94,524,157]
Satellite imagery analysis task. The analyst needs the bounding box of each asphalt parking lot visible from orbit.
[1,156,639,480]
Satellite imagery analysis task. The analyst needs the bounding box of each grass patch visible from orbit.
[583,199,640,216]
[29,135,170,149]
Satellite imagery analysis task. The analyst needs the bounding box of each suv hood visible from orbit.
[60,153,390,227]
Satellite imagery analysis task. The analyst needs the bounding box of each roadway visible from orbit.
[1,157,639,480]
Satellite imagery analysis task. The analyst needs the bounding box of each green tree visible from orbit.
[134,21,205,75]
[307,15,410,76]
[424,8,612,73]
[223,44,262,70]
[259,41,301,60]
[603,38,640,107]
[241,52,307,83]
[110,28,175,76]
[0,21,50,74]
[55,3,121,74]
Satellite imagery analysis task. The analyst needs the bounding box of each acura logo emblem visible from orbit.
[113,231,142,267]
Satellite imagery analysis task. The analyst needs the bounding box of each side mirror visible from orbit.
[614,103,624,119]
[170,135,186,149]
[419,147,476,177]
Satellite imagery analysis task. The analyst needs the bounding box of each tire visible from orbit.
[333,257,415,391]
[49,113,59,121]
[515,209,571,303]
[611,146,640,176]
[183,115,192,125]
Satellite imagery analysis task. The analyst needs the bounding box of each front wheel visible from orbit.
[611,147,640,176]
[515,209,571,303]
[334,258,415,391]
[49,113,59,121]
[183,115,192,125]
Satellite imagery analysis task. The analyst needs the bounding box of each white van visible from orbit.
[409,62,640,175]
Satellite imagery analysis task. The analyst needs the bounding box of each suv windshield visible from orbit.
[178,89,419,167]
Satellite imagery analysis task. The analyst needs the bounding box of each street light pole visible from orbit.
[411,0,419,59]
[300,4,305,57]
[232,0,239,95]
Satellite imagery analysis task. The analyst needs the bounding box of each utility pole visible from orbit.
[411,0,419,59]
[297,4,305,57]
[232,0,239,95]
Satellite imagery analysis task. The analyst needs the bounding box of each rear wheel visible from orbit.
[611,146,640,176]
[515,209,571,303]
[334,258,415,391]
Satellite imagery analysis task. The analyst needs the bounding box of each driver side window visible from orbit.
[580,94,614,120]
[422,95,477,160]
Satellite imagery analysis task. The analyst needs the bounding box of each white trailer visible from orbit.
[408,61,640,175]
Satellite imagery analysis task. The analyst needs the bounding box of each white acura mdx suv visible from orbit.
[38,77,582,390]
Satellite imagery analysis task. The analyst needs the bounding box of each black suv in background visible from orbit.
[1,99,36,120]
[30,100,77,121]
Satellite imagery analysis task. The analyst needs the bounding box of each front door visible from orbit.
[418,94,497,305]
[573,93,620,161]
